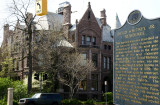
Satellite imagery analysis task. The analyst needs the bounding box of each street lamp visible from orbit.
[104,81,107,105]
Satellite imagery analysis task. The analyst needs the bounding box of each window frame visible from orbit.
[92,37,96,45]
[82,35,85,45]
[92,53,98,67]
[86,36,91,45]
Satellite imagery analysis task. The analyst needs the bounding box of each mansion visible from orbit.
[1,2,121,100]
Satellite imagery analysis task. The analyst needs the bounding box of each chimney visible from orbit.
[62,2,72,40]
[63,3,71,25]
[3,24,9,42]
[88,2,91,8]
[100,9,106,26]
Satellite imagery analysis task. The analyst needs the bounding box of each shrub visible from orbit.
[13,80,27,100]
[84,99,96,104]
[103,92,113,104]
[0,98,7,105]
[0,78,12,99]
[0,77,28,101]
[13,100,19,105]
[63,99,82,105]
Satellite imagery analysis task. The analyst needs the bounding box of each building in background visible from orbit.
[1,1,121,100]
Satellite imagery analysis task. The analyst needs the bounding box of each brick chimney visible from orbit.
[62,2,71,40]
[100,9,106,26]
[3,24,9,43]
[63,3,71,25]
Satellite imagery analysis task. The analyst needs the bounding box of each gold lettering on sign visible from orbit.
[115,24,159,104]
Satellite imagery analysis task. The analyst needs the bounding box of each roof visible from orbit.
[35,12,63,30]
[114,13,121,29]
[102,25,113,42]
[96,18,113,42]
[55,39,73,47]
[69,17,113,42]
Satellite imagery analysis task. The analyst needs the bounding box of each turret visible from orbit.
[115,13,121,29]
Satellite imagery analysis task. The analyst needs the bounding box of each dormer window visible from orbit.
[86,36,91,45]
[92,37,96,45]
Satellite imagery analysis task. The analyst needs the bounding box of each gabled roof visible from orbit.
[35,12,64,30]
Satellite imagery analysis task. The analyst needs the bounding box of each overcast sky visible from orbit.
[0,0,160,45]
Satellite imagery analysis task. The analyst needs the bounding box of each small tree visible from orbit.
[0,58,15,78]
[58,52,95,99]
[0,77,27,101]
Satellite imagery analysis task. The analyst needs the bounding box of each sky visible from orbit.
[0,0,160,46]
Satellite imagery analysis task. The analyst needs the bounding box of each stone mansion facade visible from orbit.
[1,2,121,100]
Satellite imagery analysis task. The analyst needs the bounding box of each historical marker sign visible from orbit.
[36,0,47,16]
[114,10,160,105]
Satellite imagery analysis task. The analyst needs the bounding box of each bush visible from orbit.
[0,98,7,105]
[0,78,12,99]
[0,98,19,105]
[13,100,19,105]
[13,80,27,100]
[103,92,113,104]
[84,99,96,104]
[0,77,28,101]
[63,99,82,105]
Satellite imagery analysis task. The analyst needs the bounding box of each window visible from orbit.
[13,59,18,70]
[80,80,87,90]
[91,74,98,91]
[13,59,16,69]
[40,94,47,99]
[104,45,111,50]
[86,36,91,45]
[92,37,96,45]
[107,57,111,70]
[104,45,107,50]
[81,53,87,64]
[92,53,98,67]
[88,11,91,19]
[108,45,111,50]
[82,35,85,45]
[104,57,107,69]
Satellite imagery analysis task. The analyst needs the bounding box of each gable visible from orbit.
[78,4,101,37]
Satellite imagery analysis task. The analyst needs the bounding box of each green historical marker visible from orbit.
[114,10,160,105]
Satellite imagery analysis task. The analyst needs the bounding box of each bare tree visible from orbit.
[32,29,70,92]
[34,29,95,97]
[58,52,95,99]
[8,0,36,94]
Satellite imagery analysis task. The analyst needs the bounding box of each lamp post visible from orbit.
[104,81,107,105]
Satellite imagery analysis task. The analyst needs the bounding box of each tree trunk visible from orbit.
[70,87,74,99]
[27,31,32,94]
